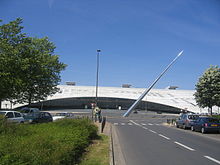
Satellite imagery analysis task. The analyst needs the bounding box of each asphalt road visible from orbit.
[106,111,220,165]
[48,109,220,165]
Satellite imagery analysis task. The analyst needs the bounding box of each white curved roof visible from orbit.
[3,85,218,114]
[50,85,199,113]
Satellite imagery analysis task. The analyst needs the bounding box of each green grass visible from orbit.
[79,135,109,165]
[0,117,98,165]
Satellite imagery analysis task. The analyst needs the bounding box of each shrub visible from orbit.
[0,118,98,165]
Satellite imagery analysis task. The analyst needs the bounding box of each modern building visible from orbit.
[3,85,219,114]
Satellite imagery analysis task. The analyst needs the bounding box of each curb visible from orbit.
[111,124,126,165]
[109,124,114,165]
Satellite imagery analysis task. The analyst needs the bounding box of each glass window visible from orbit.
[45,113,50,117]
[40,113,44,117]
[182,115,187,119]
[188,115,199,120]
[15,112,21,117]
[6,112,14,118]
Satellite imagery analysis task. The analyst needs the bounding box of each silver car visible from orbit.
[176,113,199,129]
[0,111,25,123]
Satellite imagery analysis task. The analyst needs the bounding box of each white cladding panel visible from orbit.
[3,85,219,114]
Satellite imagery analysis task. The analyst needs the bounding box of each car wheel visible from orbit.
[201,127,206,134]
[176,124,179,128]
[191,126,194,131]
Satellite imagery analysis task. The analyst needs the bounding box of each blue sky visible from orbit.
[1,0,220,89]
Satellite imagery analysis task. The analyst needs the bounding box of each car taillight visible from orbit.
[204,123,208,127]
[186,120,189,123]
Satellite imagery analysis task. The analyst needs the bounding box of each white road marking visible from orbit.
[155,124,160,126]
[141,123,146,125]
[128,123,133,125]
[114,123,118,125]
[158,134,170,140]
[204,156,220,164]
[148,123,153,125]
[129,120,141,126]
[174,141,195,151]
[142,127,148,130]
[149,129,157,134]
[121,123,125,125]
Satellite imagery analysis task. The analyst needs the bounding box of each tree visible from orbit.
[194,66,220,115]
[0,18,26,109]
[0,18,67,108]
[16,37,67,105]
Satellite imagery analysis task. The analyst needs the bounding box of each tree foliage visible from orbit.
[0,18,25,106]
[16,37,67,105]
[194,66,220,114]
[0,18,67,108]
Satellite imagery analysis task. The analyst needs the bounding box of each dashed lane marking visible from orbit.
[129,120,141,126]
[149,129,157,134]
[158,134,170,140]
[142,127,148,130]
[174,141,195,151]
[204,156,220,164]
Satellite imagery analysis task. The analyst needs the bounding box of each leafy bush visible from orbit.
[0,118,98,165]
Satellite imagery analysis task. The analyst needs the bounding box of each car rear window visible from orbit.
[188,115,199,120]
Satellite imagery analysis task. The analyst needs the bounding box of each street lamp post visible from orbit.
[95,49,101,106]
[92,50,101,121]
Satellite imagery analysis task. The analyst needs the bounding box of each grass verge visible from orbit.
[0,117,98,165]
[79,134,109,165]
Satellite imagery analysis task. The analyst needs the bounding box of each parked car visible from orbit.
[30,112,53,123]
[0,111,25,123]
[133,110,138,114]
[20,107,40,122]
[176,113,199,129]
[53,112,74,121]
[191,117,220,134]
